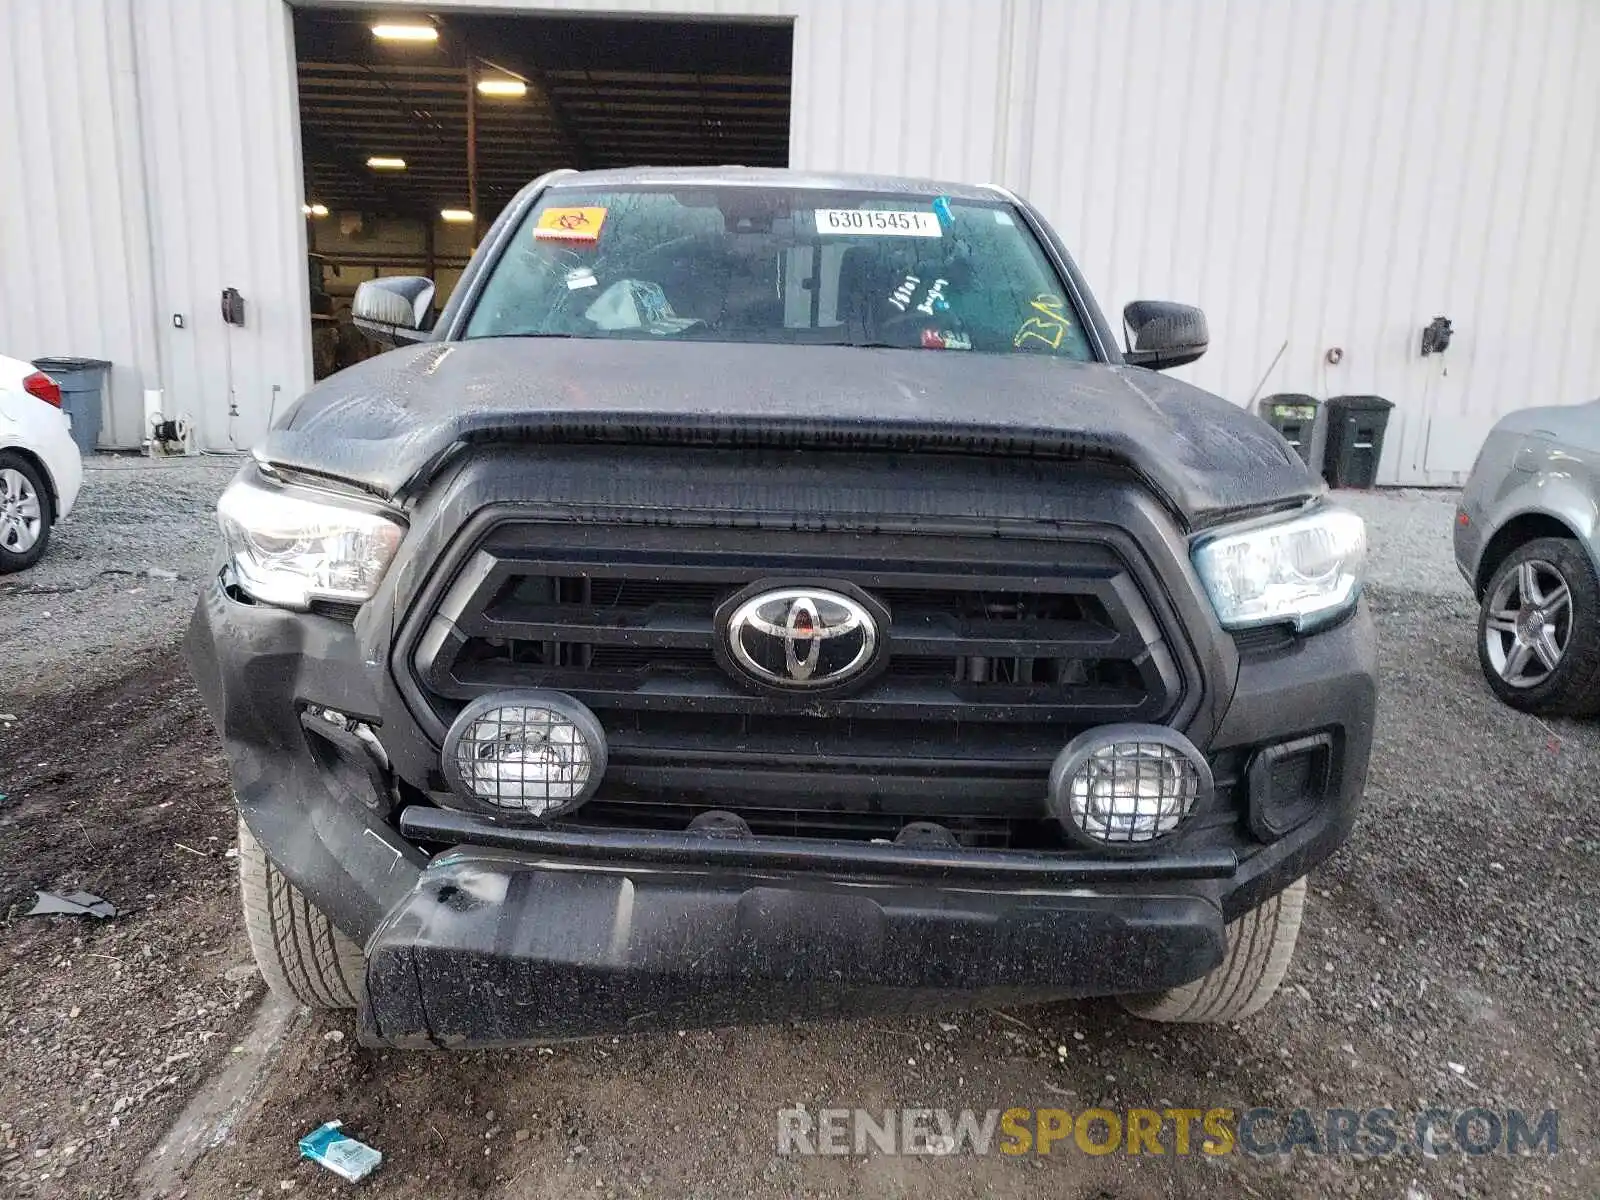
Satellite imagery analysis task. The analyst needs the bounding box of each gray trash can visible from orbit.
[32,357,111,456]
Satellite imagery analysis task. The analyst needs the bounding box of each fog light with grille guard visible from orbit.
[442,691,607,818]
[1047,725,1212,850]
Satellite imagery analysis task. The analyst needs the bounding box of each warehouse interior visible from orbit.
[292,8,793,376]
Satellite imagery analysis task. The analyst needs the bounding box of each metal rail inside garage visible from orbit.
[294,11,792,378]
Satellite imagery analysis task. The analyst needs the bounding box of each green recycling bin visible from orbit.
[32,356,111,456]
[1257,394,1319,466]
[1323,395,1395,489]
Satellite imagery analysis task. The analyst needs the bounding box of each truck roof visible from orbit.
[542,165,1009,204]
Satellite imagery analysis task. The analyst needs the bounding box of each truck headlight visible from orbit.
[217,470,405,611]
[1192,507,1365,631]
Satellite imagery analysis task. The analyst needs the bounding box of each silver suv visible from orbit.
[1455,401,1600,715]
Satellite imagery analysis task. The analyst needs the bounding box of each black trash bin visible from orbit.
[1323,395,1394,488]
[32,357,112,457]
[1257,394,1320,465]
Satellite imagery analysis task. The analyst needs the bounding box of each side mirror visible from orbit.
[352,276,436,346]
[1122,300,1208,370]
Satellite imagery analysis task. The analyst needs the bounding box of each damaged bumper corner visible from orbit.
[184,572,428,942]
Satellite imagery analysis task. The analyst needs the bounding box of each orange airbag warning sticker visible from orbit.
[534,206,606,241]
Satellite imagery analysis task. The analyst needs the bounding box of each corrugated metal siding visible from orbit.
[0,0,308,450]
[133,0,310,450]
[0,0,161,447]
[1007,0,1600,483]
[5,0,1599,480]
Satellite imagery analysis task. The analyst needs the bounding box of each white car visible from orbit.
[0,353,84,572]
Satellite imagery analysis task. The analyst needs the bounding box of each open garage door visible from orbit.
[292,9,793,377]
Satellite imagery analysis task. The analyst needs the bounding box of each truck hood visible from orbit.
[265,338,1317,527]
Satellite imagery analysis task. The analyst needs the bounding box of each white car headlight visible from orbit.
[1192,507,1366,631]
[217,470,405,611]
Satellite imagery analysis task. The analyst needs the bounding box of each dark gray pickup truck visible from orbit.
[187,167,1373,1048]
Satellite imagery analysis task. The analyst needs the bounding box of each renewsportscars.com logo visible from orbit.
[777,1106,1560,1158]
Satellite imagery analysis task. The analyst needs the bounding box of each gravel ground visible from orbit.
[0,456,241,696]
[1337,488,1465,597]
[1,466,1594,1198]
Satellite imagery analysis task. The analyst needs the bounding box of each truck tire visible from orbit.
[1477,537,1600,716]
[237,818,364,1009]
[1120,878,1306,1023]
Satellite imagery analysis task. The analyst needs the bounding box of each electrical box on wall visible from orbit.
[1420,316,1454,356]
[220,287,246,327]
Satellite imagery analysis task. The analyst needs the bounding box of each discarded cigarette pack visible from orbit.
[298,1120,382,1182]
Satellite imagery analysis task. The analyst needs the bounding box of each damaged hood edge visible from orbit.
[261,338,1321,528]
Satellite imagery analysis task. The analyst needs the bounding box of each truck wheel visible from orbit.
[1120,878,1306,1023]
[237,818,364,1009]
[0,452,54,574]
[1477,537,1600,716]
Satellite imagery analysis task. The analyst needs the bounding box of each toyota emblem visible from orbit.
[719,585,883,691]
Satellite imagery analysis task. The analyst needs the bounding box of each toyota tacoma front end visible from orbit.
[188,167,1374,1047]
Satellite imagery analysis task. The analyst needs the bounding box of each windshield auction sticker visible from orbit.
[814,209,941,237]
[534,206,607,241]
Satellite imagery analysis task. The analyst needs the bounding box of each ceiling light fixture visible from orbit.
[371,23,438,43]
[366,156,407,170]
[440,209,474,223]
[476,78,527,98]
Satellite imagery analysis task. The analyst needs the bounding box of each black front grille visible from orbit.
[408,520,1187,838]
[450,577,1145,699]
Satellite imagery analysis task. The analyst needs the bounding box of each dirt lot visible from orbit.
[0,467,1595,1199]
[0,648,262,1199]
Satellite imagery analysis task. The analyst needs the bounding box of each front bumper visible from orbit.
[363,847,1228,1047]
[187,569,1375,1048]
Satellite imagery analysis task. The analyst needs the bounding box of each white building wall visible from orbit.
[1014,0,1600,484]
[1,0,310,451]
[132,0,312,451]
[3,0,1598,482]
[0,0,163,448]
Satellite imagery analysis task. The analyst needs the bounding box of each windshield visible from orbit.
[462,185,1095,359]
